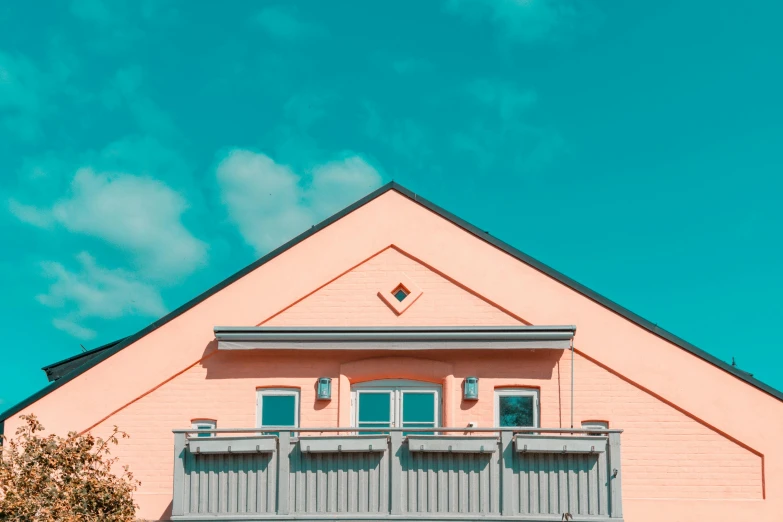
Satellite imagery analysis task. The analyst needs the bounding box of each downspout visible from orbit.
[570,338,575,429]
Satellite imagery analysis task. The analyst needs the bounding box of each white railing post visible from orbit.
[608,432,623,518]
[500,431,515,516]
[390,431,403,515]
[172,432,187,516]
[277,431,291,515]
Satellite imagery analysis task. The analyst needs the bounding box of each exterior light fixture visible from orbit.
[463,377,479,400]
[317,377,332,400]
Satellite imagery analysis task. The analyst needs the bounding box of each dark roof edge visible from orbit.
[1,181,780,424]
[41,338,126,372]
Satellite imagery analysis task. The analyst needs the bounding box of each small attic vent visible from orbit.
[378,273,422,315]
[393,285,409,302]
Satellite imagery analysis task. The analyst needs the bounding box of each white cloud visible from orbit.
[309,156,384,216]
[38,252,166,339]
[445,0,582,43]
[12,168,207,280]
[52,318,97,340]
[216,150,312,254]
[53,168,207,279]
[216,150,383,253]
[8,200,54,228]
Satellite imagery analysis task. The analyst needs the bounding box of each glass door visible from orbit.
[400,390,437,435]
[352,379,441,434]
[356,390,393,433]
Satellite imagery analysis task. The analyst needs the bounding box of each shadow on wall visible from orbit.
[152,500,172,522]
[200,346,562,417]
[200,348,561,381]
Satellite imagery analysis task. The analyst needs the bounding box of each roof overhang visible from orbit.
[214,325,576,351]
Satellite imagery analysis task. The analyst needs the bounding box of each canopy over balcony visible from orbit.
[214,325,577,351]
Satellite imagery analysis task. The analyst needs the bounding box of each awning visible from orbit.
[214,325,576,351]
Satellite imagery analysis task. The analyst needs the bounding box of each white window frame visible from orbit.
[494,388,540,428]
[191,419,216,437]
[256,388,300,429]
[582,420,609,435]
[351,379,441,430]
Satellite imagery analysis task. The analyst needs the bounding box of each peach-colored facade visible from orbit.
[4,188,782,521]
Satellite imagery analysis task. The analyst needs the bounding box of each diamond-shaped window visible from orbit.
[378,272,422,315]
[393,285,410,302]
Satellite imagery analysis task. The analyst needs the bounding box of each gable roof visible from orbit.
[1,182,781,427]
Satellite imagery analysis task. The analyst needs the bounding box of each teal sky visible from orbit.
[1,1,782,411]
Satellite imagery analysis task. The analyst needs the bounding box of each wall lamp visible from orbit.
[317,377,332,400]
[463,377,479,400]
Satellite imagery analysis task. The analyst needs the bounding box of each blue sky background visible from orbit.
[1,0,782,411]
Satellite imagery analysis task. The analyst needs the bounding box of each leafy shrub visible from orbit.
[0,414,139,521]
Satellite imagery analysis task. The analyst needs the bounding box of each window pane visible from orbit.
[261,395,296,427]
[358,393,391,423]
[498,395,535,427]
[402,392,435,424]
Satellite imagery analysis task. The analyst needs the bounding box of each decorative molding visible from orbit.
[377,271,423,315]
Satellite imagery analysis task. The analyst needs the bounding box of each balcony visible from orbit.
[172,427,623,521]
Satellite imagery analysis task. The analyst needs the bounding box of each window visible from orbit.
[191,419,216,438]
[582,420,609,435]
[257,389,299,433]
[352,379,440,434]
[495,388,539,427]
[393,285,409,302]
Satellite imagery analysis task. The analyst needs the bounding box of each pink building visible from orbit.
[2,183,781,521]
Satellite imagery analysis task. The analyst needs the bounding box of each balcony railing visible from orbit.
[172,427,623,521]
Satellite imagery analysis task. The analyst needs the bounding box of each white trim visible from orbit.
[256,388,300,428]
[582,420,609,435]
[191,419,216,437]
[351,379,441,428]
[353,389,394,429]
[494,388,540,428]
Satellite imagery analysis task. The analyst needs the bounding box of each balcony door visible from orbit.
[351,379,441,433]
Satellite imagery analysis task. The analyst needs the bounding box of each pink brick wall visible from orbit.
[263,247,523,326]
[92,348,762,519]
[88,250,762,519]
